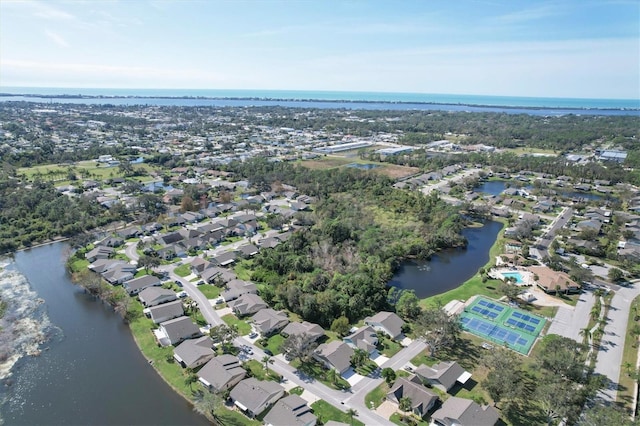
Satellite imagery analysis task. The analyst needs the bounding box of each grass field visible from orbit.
[311,400,364,426]
[365,382,389,409]
[198,284,220,299]
[221,313,252,335]
[18,160,161,185]
[617,295,640,412]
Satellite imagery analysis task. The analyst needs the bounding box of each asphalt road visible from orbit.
[594,280,640,403]
[168,267,396,425]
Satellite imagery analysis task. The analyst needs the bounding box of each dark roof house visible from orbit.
[173,336,215,369]
[229,378,284,418]
[431,397,500,426]
[138,287,178,307]
[364,311,405,340]
[263,394,317,426]
[123,275,162,296]
[197,355,246,392]
[387,377,439,418]
[415,361,470,392]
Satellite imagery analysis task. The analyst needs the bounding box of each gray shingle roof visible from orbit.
[263,394,317,426]
[431,396,500,426]
[197,355,246,391]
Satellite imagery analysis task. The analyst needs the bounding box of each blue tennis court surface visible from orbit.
[460,296,546,355]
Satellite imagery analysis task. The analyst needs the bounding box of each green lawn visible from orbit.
[311,400,364,426]
[356,360,379,376]
[261,334,284,355]
[617,295,640,412]
[134,269,149,278]
[234,260,254,281]
[290,359,351,390]
[390,412,429,426]
[174,264,191,277]
[290,386,304,395]
[378,336,402,357]
[221,314,252,335]
[128,300,195,398]
[365,382,389,409]
[244,359,281,382]
[68,257,89,273]
[199,284,221,299]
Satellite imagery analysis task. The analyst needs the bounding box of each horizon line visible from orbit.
[1,85,638,102]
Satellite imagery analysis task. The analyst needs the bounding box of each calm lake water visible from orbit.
[389,221,503,299]
[0,243,208,426]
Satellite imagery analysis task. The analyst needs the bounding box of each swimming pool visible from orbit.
[502,272,524,283]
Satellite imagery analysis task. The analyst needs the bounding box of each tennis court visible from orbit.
[460,296,546,355]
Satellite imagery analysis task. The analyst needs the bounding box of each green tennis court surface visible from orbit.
[460,296,546,355]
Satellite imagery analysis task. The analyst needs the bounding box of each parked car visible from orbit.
[174,280,183,287]
[264,349,273,356]
[249,331,258,338]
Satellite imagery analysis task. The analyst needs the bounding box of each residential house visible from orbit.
[364,311,405,340]
[414,361,471,393]
[313,341,354,375]
[263,395,316,426]
[91,260,136,284]
[200,267,237,284]
[156,246,176,260]
[148,300,184,324]
[85,246,113,262]
[138,287,178,307]
[281,321,325,343]
[197,355,246,392]
[101,237,124,248]
[387,376,439,418]
[212,251,237,267]
[191,257,211,274]
[577,220,603,234]
[238,244,259,257]
[118,227,141,239]
[173,336,215,369]
[529,265,581,294]
[123,275,162,296]
[179,228,203,240]
[159,232,184,245]
[230,378,285,418]
[251,309,290,337]
[343,325,379,354]
[431,397,500,426]
[221,279,258,302]
[159,316,201,345]
[229,294,268,317]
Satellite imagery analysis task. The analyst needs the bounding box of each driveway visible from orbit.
[594,281,640,402]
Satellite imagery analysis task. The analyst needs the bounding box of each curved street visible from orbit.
[166,265,396,425]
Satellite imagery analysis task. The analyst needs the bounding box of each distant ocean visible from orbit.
[1,87,638,116]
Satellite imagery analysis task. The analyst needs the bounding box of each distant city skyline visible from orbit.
[1,0,639,100]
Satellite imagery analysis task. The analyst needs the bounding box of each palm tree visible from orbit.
[262,355,273,371]
[578,327,591,344]
[326,368,338,386]
[346,408,358,426]
[184,369,198,392]
[399,396,413,412]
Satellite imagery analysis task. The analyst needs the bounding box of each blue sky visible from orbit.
[1,0,638,99]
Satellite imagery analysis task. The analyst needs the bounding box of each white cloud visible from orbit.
[2,0,76,20]
[44,29,69,47]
